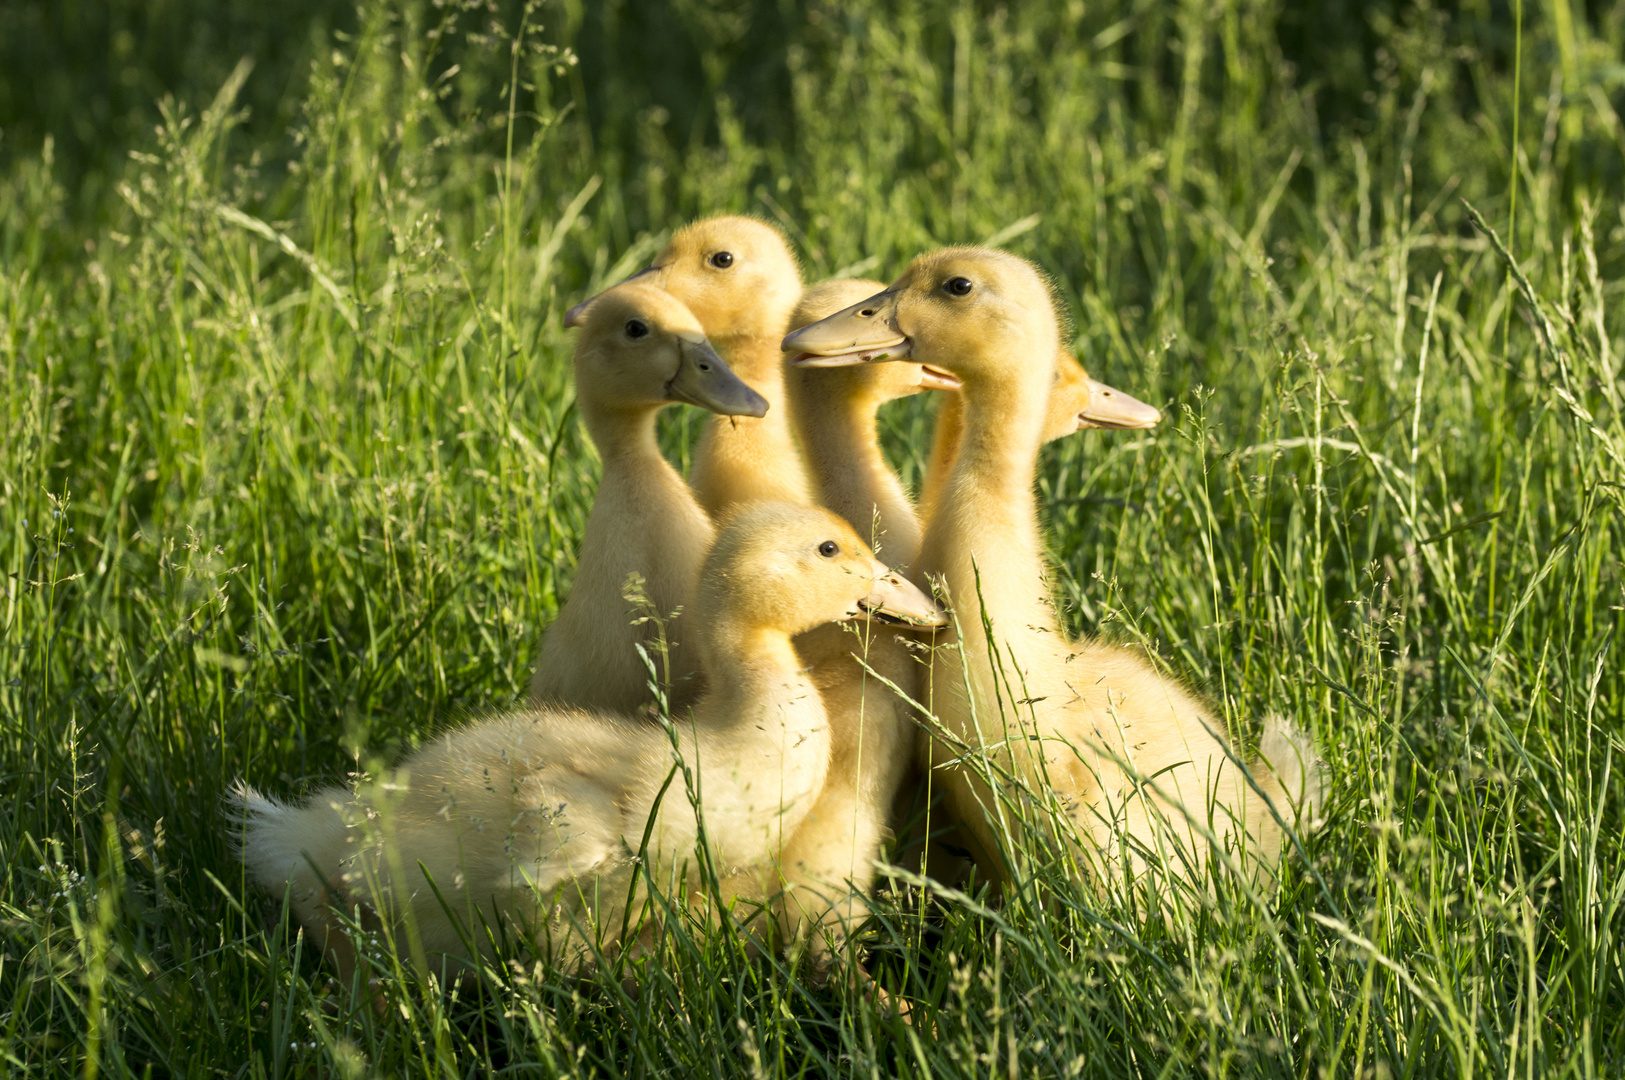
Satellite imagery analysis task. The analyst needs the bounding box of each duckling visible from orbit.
[568,216,812,515]
[770,278,958,968]
[784,250,1322,892]
[918,351,1161,525]
[788,293,1160,909]
[530,283,767,714]
[238,504,946,976]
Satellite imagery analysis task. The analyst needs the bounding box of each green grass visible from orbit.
[3,0,1624,1075]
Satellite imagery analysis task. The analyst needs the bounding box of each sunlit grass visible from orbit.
[2,0,1623,1075]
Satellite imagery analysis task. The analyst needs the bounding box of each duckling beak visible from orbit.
[667,336,769,417]
[851,568,948,628]
[782,290,912,367]
[1077,378,1161,430]
[563,265,662,328]
[918,365,962,392]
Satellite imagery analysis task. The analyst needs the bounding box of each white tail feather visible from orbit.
[229,781,348,901]
[1254,715,1325,829]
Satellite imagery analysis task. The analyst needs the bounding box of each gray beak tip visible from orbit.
[1079,378,1163,430]
[563,299,591,328]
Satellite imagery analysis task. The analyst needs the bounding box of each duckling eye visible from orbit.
[818,540,839,558]
[709,251,735,269]
[944,277,974,297]
[625,319,649,338]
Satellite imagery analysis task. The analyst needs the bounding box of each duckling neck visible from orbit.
[716,331,789,393]
[917,392,965,526]
[944,373,1045,515]
[919,370,1053,629]
[579,400,667,474]
[691,334,811,513]
[694,622,819,726]
[790,378,921,567]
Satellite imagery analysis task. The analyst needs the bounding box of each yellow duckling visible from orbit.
[568,216,812,515]
[768,278,956,969]
[530,283,766,713]
[238,503,945,978]
[784,249,1322,892]
[782,285,1163,929]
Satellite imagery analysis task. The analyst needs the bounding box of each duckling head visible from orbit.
[782,247,1058,395]
[567,216,802,346]
[573,282,768,417]
[1044,352,1161,439]
[697,502,947,638]
[787,278,960,406]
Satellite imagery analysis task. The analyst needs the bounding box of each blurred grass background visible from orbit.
[2,0,1624,1075]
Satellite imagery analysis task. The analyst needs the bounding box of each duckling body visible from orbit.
[570,216,812,515]
[530,283,766,713]
[240,504,945,972]
[784,250,1321,890]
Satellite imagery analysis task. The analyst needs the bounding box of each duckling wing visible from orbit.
[393,710,656,916]
[500,764,629,898]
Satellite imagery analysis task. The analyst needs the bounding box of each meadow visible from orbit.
[2,0,1624,1075]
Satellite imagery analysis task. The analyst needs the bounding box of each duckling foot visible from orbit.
[848,962,916,1025]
